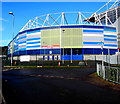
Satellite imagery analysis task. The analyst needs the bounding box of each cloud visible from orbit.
[0,26,4,31]
[0,40,11,42]
[0,39,11,46]
[0,18,7,31]
[0,40,11,46]
[0,17,8,22]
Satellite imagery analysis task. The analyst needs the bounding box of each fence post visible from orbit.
[117,68,119,83]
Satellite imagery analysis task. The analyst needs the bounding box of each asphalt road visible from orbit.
[2,67,120,104]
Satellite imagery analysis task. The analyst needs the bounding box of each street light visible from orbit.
[9,12,15,66]
[100,41,105,79]
[108,48,110,69]
[9,12,14,16]
[71,48,73,63]
[62,29,65,64]
[43,41,47,61]
[97,41,105,79]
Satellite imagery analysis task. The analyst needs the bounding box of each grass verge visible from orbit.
[87,73,120,91]
[3,65,89,68]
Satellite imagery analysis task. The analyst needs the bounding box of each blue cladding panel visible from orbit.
[18,36,26,40]
[104,26,116,30]
[52,49,60,54]
[10,48,118,56]
[19,45,26,48]
[27,38,40,41]
[104,38,117,41]
[26,45,40,48]
[27,30,40,34]
[27,41,40,44]
[103,49,108,55]
[82,48,93,54]
[27,49,40,55]
[13,51,19,56]
[60,25,104,29]
[19,48,26,51]
[17,25,106,33]
[110,49,118,54]
[48,56,50,60]
[19,41,26,44]
[72,55,83,60]
[93,48,102,54]
[83,42,100,44]
[82,48,118,55]
[26,49,60,55]
[83,30,103,33]
[61,55,83,60]
[104,29,116,32]
[104,35,117,38]
[62,55,70,60]
[19,50,27,55]
[104,44,118,47]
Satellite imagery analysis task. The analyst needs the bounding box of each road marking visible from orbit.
[29,74,80,80]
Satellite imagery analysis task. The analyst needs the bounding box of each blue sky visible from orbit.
[1,1,110,46]
[2,0,115,2]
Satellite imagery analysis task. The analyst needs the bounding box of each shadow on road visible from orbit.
[2,67,120,104]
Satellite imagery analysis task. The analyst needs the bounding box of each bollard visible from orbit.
[58,62,60,66]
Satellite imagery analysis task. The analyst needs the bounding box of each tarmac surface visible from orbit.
[2,67,120,104]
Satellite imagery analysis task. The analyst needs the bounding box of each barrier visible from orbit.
[97,63,120,84]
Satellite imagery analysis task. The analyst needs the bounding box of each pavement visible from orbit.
[2,67,120,104]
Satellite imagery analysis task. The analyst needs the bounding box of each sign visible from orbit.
[41,45,60,49]
[49,51,52,54]
[20,55,30,62]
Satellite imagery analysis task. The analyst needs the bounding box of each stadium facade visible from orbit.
[8,1,120,63]
[85,1,120,50]
[8,24,118,61]
[85,5,120,49]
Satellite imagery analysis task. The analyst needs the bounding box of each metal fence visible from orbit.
[84,54,120,65]
[97,63,120,84]
[105,66,120,84]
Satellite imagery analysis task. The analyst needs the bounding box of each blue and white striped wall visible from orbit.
[26,30,41,50]
[83,28,104,48]
[83,26,117,49]
[8,25,118,60]
[104,28,117,48]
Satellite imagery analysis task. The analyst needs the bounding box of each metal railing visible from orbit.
[97,63,120,84]
[104,66,120,84]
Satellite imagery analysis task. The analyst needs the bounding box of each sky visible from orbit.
[1,0,116,2]
[1,1,115,46]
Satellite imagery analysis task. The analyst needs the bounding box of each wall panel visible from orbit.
[61,28,82,48]
[83,28,104,48]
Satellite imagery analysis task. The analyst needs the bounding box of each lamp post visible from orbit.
[62,29,65,64]
[71,48,73,63]
[9,12,15,66]
[100,41,105,79]
[43,41,48,61]
[98,41,105,79]
[108,48,110,69]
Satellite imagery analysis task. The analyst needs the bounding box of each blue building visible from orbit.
[8,24,118,62]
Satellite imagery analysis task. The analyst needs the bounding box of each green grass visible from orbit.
[4,65,89,68]
[4,65,38,68]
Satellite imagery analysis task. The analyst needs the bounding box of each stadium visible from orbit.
[8,1,119,65]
